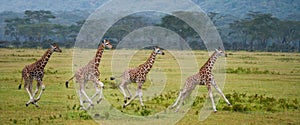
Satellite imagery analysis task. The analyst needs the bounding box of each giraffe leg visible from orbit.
[35,80,45,102]
[90,86,100,101]
[124,84,132,100]
[81,88,94,110]
[212,80,231,106]
[175,90,189,112]
[123,92,138,108]
[78,89,85,110]
[96,85,104,104]
[32,82,40,98]
[25,88,34,106]
[137,83,144,107]
[119,80,129,103]
[90,80,104,104]
[123,85,140,108]
[25,78,38,107]
[77,80,87,110]
[207,85,217,112]
[171,90,182,109]
[80,86,93,109]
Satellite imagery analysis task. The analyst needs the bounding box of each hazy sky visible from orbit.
[0,0,299,19]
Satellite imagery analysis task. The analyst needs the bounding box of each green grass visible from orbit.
[0,48,300,124]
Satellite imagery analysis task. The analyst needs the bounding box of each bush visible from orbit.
[226,67,280,74]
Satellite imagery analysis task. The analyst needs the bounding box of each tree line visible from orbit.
[1,10,299,52]
[2,10,81,48]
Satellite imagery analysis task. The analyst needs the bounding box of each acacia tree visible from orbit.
[247,13,279,50]
[158,12,202,50]
[272,20,300,51]
[4,18,30,41]
[104,15,149,43]
[24,10,55,23]
[159,13,198,39]
[230,12,300,51]
[4,10,57,45]
[229,12,280,51]
[229,20,252,50]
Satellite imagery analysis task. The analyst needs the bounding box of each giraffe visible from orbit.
[19,43,62,107]
[65,39,112,110]
[111,46,165,108]
[171,48,231,112]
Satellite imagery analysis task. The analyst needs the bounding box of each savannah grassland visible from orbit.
[0,48,299,125]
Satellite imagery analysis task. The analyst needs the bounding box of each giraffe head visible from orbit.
[154,46,165,55]
[50,43,62,53]
[215,47,227,57]
[100,39,113,49]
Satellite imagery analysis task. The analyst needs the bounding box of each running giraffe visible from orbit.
[111,46,165,108]
[171,48,231,112]
[65,39,112,110]
[19,43,62,107]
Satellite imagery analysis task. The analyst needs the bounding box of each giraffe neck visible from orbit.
[201,51,218,72]
[94,44,105,68]
[38,48,54,69]
[139,51,157,74]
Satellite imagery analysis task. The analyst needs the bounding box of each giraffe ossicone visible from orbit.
[65,39,112,110]
[171,48,231,112]
[19,43,62,107]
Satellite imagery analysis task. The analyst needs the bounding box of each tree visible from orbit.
[158,12,202,50]
[229,12,281,51]
[24,10,55,24]
[104,15,149,43]
[4,18,30,41]
[4,10,58,44]
[272,20,300,51]
[159,14,198,39]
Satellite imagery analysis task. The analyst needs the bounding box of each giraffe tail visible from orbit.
[65,75,75,88]
[110,77,115,80]
[19,65,29,90]
[18,77,23,90]
[110,74,123,80]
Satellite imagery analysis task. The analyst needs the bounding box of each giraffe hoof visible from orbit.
[110,77,115,80]
[26,103,29,107]
[122,104,126,108]
[127,97,131,100]
[34,99,40,102]
[214,110,217,113]
[124,100,127,104]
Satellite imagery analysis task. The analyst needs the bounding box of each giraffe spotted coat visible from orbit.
[171,48,231,112]
[65,39,112,110]
[113,46,164,108]
[19,43,62,107]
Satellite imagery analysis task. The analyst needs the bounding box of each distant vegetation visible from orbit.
[0,9,299,52]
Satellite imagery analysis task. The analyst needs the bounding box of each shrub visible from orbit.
[226,67,280,74]
[216,92,300,113]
